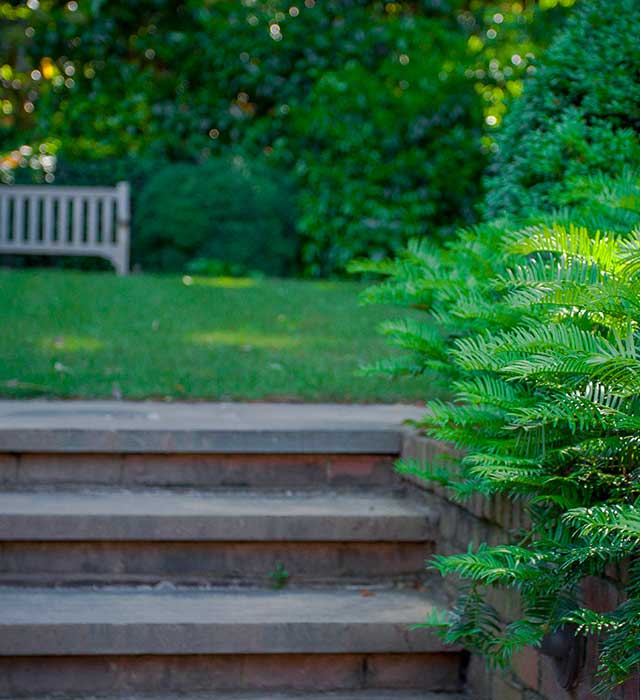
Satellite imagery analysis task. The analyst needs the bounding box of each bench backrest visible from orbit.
[0,182,130,275]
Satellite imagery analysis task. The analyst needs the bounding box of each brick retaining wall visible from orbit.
[402,432,640,700]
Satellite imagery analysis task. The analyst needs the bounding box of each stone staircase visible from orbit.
[0,401,467,699]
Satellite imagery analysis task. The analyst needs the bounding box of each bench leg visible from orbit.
[111,250,129,276]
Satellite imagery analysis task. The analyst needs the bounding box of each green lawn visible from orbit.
[0,269,440,402]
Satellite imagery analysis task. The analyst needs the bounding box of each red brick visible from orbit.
[0,653,463,695]
[492,671,524,700]
[366,652,463,691]
[583,576,622,613]
[18,453,123,485]
[539,653,577,700]
[0,454,18,484]
[512,646,540,690]
[13,452,398,490]
[237,654,364,690]
[326,454,396,486]
[622,672,640,700]
[0,540,431,586]
[467,653,493,700]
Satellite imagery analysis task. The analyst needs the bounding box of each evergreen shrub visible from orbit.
[484,0,640,219]
[352,176,640,693]
[133,158,298,275]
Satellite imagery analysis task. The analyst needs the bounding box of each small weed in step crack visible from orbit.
[268,562,290,590]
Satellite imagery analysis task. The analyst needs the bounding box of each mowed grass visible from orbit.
[0,269,442,402]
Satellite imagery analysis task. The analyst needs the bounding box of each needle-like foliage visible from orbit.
[351,173,640,693]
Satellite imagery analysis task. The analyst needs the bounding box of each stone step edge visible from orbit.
[0,587,459,656]
[0,428,408,454]
[0,491,437,542]
[0,401,424,455]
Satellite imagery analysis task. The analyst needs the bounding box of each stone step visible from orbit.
[0,588,463,696]
[0,401,422,454]
[0,490,436,541]
[0,490,436,585]
[0,402,422,491]
[0,587,453,656]
[0,402,464,699]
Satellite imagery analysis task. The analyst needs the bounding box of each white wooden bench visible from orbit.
[0,181,130,275]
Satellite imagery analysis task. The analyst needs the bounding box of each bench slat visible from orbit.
[72,195,84,246]
[12,194,24,244]
[87,196,98,245]
[103,197,114,245]
[28,196,39,243]
[43,196,54,244]
[0,195,8,244]
[57,194,69,245]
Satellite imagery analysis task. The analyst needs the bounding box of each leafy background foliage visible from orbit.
[1,0,575,275]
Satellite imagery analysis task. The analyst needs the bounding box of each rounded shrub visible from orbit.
[132,158,298,276]
[484,0,640,218]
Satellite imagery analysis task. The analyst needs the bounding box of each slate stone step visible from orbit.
[0,401,422,454]
[0,587,454,656]
[0,490,437,585]
[0,490,437,541]
[0,588,464,697]
[0,402,464,699]
[0,400,420,491]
